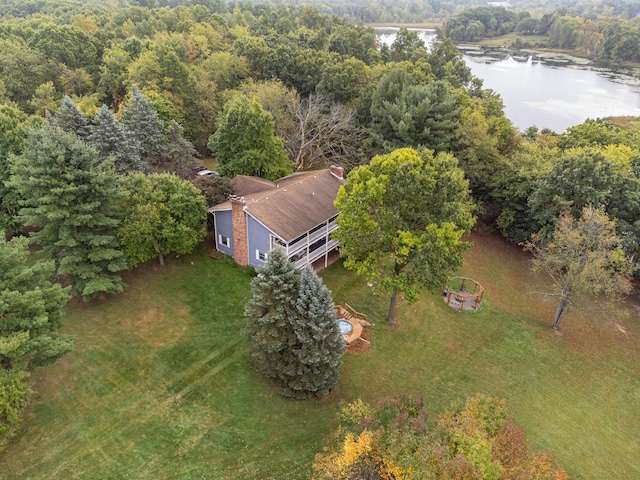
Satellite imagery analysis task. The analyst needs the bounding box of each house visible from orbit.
[209,166,345,270]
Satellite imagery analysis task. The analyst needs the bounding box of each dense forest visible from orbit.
[0,0,638,269]
[1,0,640,452]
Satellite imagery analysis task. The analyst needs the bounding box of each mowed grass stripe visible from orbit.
[14,338,246,478]
[167,338,243,393]
[171,346,245,400]
[2,238,640,479]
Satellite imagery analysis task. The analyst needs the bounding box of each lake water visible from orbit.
[375,28,640,132]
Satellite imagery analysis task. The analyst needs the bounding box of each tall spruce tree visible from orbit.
[121,85,166,166]
[166,120,198,168]
[245,248,301,394]
[88,104,143,173]
[52,96,90,140]
[245,250,343,398]
[8,127,128,300]
[0,234,73,370]
[286,265,343,398]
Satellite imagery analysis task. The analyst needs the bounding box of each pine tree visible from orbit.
[286,265,343,398]
[121,85,166,166]
[245,248,301,393]
[52,96,90,140]
[88,104,143,173]
[0,234,73,370]
[8,127,128,300]
[245,250,344,398]
[165,120,198,168]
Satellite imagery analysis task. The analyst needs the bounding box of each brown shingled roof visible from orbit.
[231,175,276,196]
[210,169,345,242]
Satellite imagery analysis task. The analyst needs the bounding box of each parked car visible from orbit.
[195,169,219,177]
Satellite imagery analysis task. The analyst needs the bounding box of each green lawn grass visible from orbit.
[475,32,549,47]
[2,232,640,479]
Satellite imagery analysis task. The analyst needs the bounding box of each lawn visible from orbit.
[1,232,639,479]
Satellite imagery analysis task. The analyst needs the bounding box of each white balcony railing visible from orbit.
[293,239,338,269]
[286,220,338,257]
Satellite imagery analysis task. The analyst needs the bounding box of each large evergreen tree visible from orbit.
[8,127,128,300]
[245,248,300,393]
[245,250,343,398]
[369,67,462,153]
[88,104,143,173]
[120,85,166,166]
[0,234,73,370]
[165,119,198,169]
[52,96,90,140]
[287,265,343,398]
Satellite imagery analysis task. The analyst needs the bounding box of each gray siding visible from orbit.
[247,215,273,268]
[214,210,234,257]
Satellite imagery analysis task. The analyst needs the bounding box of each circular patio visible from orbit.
[442,277,484,312]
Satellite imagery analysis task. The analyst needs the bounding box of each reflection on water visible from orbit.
[376,27,438,49]
[375,28,640,132]
[461,47,640,132]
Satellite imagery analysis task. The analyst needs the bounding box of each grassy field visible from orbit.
[608,116,640,131]
[474,32,549,47]
[1,232,640,479]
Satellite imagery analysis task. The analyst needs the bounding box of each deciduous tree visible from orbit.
[285,94,365,171]
[117,172,207,267]
[523,206,632,330]
[334,147,475,324]
[191,175,235,207]
[237,80,298,140]
[528,147,640,260]
[313,394,568,480]
[208,95,292,180]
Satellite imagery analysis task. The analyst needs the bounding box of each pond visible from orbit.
[375,28,640,132]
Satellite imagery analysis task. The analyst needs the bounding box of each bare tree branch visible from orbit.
[285,94,366,171]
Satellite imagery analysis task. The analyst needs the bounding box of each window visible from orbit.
[256,250,268,262]
[218,234,230,248]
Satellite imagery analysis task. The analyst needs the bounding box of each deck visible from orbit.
[334,304,371,345]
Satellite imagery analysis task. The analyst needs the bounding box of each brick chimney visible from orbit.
[330,165,344,180]
[230,196,249,266]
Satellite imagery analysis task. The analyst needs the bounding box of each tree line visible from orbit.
[445,4,640,63]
